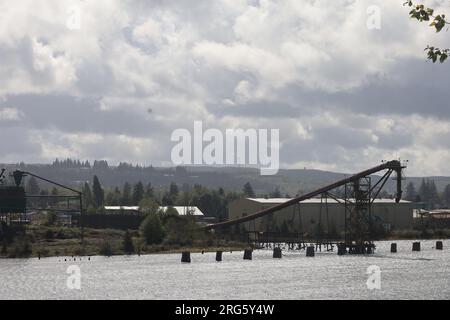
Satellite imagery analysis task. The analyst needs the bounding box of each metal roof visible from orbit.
[159,206,204,216]
[246,198,411,204]
[104,205,204,216]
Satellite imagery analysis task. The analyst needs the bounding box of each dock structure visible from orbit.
[202,160,407,255]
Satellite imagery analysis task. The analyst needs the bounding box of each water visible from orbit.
[0,240,449,300]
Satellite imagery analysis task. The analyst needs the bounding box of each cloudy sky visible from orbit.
[1,0,450,176]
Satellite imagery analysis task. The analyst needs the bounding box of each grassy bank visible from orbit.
[1,225,449,259]
[0,225,247,259]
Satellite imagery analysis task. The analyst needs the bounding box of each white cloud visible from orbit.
[1,0,450,176]
[0,107,23,121]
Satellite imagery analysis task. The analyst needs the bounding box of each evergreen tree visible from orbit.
[122,230,134,254]
[442,184,450,208]
[121,183,132,206]
[50,187,58,206]
[92,175,104,208]
[243,182,256,198]
[162,191,174,206]
[169,182,179,198]
[428,180,440,208]
[132,182,145,205]
[26,176,40,194]
[418,179,429,204]
[82,182,93,208]
[140,214,164,245]
[270,187,282,198]
[405,182,417,201]
[418,178,440,208]
[144,182,154,199]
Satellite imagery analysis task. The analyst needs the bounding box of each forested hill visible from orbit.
[1,160,450,197]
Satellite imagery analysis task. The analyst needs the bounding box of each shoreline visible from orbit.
[1,237,448,260]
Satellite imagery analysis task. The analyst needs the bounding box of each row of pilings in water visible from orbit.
[180,241,444,263]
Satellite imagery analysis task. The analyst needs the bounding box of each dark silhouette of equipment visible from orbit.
[0,169,84,240]
[201,160,406,253]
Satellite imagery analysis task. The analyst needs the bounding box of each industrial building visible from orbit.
[229,198,414,234]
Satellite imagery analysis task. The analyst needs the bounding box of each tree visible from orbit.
[442,184,450,208]
[132,181,145,205]
[122,230,134,254]
[404,1,449,63]
[139,197,160,215]
[82,182,93,208]
[243,182,256,198]
[405,182,418,201]
[50,187,58,206]
[46,211,58,226]
[418,178,428,202]
[144,182,154,199]
[140,214,164,245]
[26,177,40,194]
[428,180,440,208]
[169,182,179,198]
[105,187,121,206]
[92,176,104,208]
[270,187,282,198]
[121,183,132,206]
[418,178,440,208]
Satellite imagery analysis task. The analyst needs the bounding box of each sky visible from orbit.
[1,0,450,176]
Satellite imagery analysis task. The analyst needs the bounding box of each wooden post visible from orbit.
[306,246,315,257]
[273,247,282,259]
[243,249,252,260]
[337,243,346,255]
[181,251,191,263]
[216,251,223,262]
[390,243,397,253]
[436,241,443,250]
[412,242,420,252]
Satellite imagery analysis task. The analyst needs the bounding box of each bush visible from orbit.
[45,229,54,240]
[123,230,134,254]
[1,241,7,255]
[99,239,113,256]
[56,229,65,239]
[36,247,50,258]
[140,214,164,245]
[163,216,199,246]
[8,237,32,258]
[45,212,58,226]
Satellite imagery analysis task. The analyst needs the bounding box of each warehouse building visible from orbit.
[229,198,414,234]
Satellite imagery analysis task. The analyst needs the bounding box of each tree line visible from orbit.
[25,175,264,220]
[404,179,450,209]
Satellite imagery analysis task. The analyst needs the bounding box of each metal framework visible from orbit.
[0,169,84,240]
[202,160,406,254]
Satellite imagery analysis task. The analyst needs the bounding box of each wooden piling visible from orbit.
[306,246,315,257]
[390,243,397,253]
[273,247,282,259]
[243,249,253,260]
[337,243,347,255]
[412,242,420,252]
[216,251,223,262]
[436,241,443,250]
[181,251,191,263]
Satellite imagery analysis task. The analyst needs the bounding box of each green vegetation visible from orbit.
[140,214,164,245]
[404,1,449,63]
[122,230,134,254]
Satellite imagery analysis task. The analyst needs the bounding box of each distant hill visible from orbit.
[1,162,450,196]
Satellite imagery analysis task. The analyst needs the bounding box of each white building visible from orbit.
[103,205,204,217]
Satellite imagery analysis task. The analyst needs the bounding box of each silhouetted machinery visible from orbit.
[0,170,26,225]
[202,160,407,254]
[0,169,83,239]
